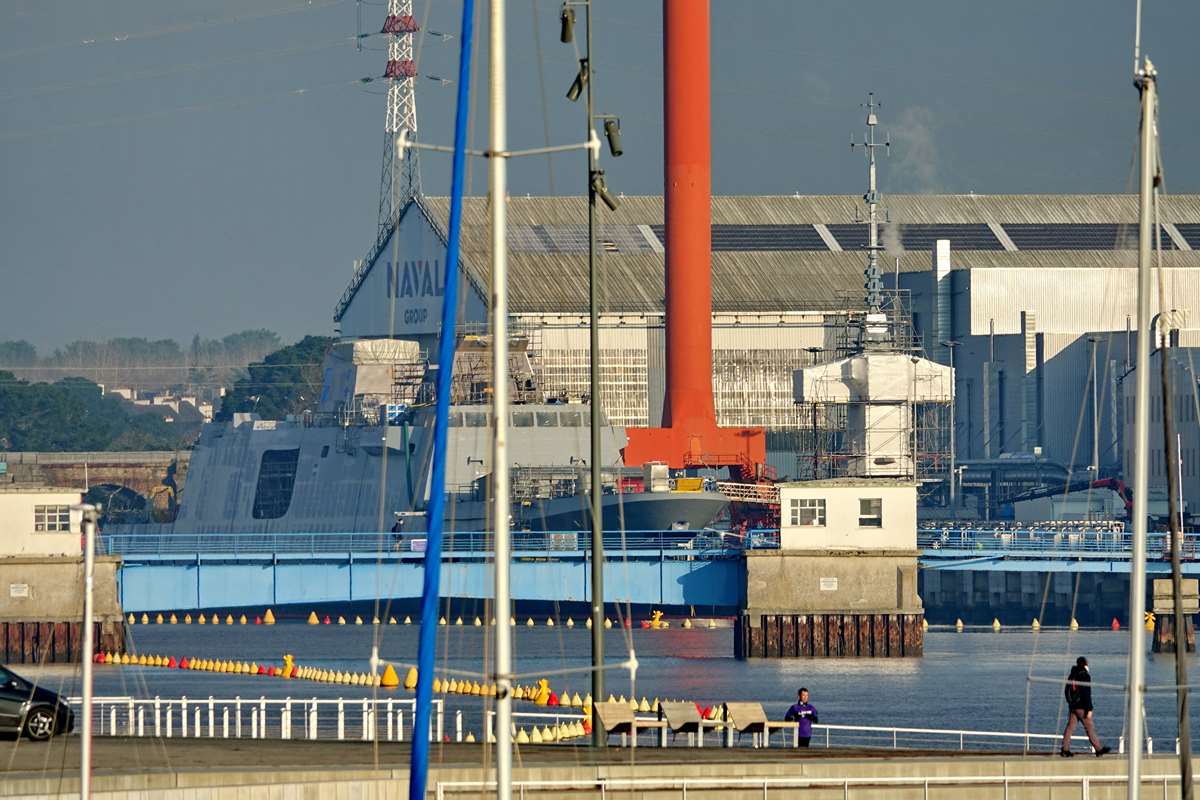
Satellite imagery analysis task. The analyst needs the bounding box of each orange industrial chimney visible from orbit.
[623,0,765,478]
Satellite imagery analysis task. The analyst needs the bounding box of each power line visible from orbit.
[0,36,356,102]
[0,0,352,62]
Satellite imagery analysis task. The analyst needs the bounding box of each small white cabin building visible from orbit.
[0,486,83,556]
[779,478,916,551]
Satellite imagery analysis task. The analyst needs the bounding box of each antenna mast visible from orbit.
[378,0,421,235]
[851,92,889,314]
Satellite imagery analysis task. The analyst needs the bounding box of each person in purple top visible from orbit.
[784,687,819,747]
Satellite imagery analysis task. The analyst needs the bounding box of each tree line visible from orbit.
[0,330,282,396]
[0,334,335,452]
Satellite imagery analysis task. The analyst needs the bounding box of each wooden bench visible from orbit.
[593,702,664,747]
[723,702,769,748]
[657,701,703,746]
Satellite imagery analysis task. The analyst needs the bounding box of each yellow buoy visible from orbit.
[510,616,517,626]
[603,618,612,629]
[211,613,220,625]
[439,617,447,626]
[127,613,136,625]
[403,615,411,624]
[585,617,593,629]
[526,618,535,627]
[474,617,482,627]
[225,614,234,625]
[263,608,276,625]
[638,697,651,712]
[628,697,638,711]
[169,613,178,624]
[992,618,1001,632]
[140,613,149,625]
[682,618,692,629]
[530,727,543,744]
[197,614,206,625]
[454,616,463,626]
[239,614,248,625]
[337,615,346,625]
[373,616,381,625]
[571,692,583,707]
[184,613,193,624]
[546,617,555,627]
[921,618,929,632]
[516,728,530,744]
[389,616,398,624]
[1031,618,1041,630]
[708,619,717,629]
[403,667,418,690]
[155,613,164,624]
[380,664,400,688]
[354,615,364,625]
[954,618,964,631]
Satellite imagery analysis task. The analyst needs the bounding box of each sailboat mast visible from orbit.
[490,0,513,795]
[1126,56,1156,798]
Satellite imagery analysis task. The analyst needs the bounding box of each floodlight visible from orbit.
[559,5,575,43]
[591,171,618,211]
[603,118,623,157]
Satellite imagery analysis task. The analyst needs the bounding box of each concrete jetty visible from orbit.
[0,739,1191,798]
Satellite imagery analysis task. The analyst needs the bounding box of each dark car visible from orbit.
[0,665,74,740]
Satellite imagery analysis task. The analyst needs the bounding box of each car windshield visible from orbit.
[0,665,18,685]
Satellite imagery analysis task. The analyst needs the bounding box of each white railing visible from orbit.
[435,774,1181,800]
[488,710,1127,753]
[65,696,445,743]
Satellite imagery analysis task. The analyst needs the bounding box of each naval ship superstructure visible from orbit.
[166,335,729,534]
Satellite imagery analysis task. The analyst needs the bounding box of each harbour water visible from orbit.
[25,626,1200,750]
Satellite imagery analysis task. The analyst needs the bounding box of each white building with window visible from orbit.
[779,478,916,551]
[0,486,83,556]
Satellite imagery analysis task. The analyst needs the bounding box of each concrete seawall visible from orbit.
[920,569,1133,627]
[1,739,1191,799]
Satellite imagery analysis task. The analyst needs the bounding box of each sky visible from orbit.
[1,0,1197,351]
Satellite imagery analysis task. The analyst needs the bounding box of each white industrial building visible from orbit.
[333,194,1200,506]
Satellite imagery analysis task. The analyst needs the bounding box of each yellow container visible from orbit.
[673,477,705,492]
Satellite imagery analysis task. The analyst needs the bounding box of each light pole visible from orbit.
[1087,336,1100,482]
[75,503,99,800]
[560,0,622,746]
[941,341,959,507]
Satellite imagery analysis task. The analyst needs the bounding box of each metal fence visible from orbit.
[98,530,749,557]
[489,710,1120,754]
[65,696,445,742]
[435,773,1181,800]
[919,527,1200,557]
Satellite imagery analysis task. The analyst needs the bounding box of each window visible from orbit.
[512,412,535,427]
[858,498,883,528]
[34,505,71,532]
[535,411,559,427]
[559,411,582,427]
[788,498,826,527]
[252,449,300,520]
[463,412,488,428]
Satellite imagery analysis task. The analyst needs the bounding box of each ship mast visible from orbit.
[851,93,889,316]
[1125,54,1156,798]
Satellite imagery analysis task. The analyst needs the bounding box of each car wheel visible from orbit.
[23,707,57,741]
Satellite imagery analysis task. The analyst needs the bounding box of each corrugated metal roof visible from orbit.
[338,195,1200,317]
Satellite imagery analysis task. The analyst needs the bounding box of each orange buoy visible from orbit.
[255,616,262,625]
[257,664,267,675]
[179,657,190,669]
[167,656,178,668]
[1112,617,1121,631]
[547,692,560,707]
[323,615,332,625]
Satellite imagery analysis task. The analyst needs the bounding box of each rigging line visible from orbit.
[529,0,556,194]
[1022,570,1054,753]
[0,76,363,143]
[0,0,352,62]
[0,36,356,102]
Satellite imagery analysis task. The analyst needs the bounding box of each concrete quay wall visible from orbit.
[920,569,1132,627]
[0,556,125,662]
[2,752,1195,799]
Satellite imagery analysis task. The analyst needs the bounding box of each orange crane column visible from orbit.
[662,0,715,431]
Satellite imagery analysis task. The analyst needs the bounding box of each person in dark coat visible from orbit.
[784,687,819,747]
[1061,656,1111,757]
